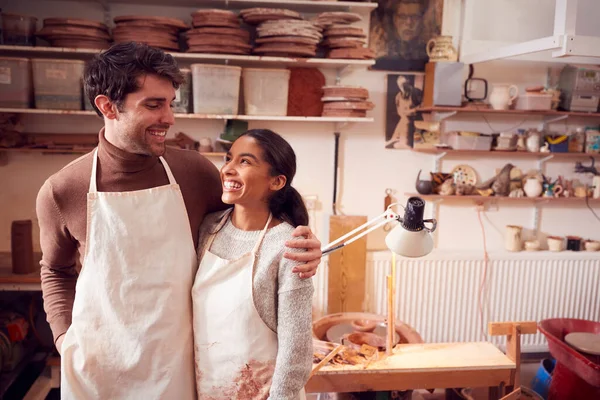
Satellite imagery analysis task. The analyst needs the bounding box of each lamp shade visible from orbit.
[385,223,434,258]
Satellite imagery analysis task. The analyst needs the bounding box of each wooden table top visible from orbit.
[307,342,515,393]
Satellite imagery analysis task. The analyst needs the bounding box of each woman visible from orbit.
[192,129,313,399]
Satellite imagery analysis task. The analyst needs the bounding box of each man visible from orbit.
[36,42,322,399]
[390,0,429,60]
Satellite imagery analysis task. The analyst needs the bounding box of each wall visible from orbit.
[1,0,599,257]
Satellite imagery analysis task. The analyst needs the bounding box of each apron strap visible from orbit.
[89,148,99,193]
[88,150,177,194]
[204,212,272,255]
[159,156,177,185]
[252,213,272,254]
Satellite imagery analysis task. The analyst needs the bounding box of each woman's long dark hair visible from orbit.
[239,129,309,227]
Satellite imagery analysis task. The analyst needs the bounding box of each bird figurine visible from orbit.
[477,163,515,197]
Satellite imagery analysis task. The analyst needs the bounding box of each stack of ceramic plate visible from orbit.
[313,11,362,29]
[37,18,111,49]
[112,15,188,51]
[240,8,302,24]
[316,12,374,60]
[321,85,374,118]
[186,9,251,54]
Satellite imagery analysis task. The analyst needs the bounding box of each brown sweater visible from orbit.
[36,129,225,342]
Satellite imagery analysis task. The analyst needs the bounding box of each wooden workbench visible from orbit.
[307,342,516,393]
[0,252,42,291]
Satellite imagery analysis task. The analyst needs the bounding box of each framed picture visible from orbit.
[369,0,443,71]
[385,73,424,149]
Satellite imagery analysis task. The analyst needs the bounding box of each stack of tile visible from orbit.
[321,85,374,118]
[315,12,374,60]
[186,9,250,54]
[37,18,111,49]
[112,15,188,51]
[241,8,322,58]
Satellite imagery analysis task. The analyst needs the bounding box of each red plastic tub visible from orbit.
[539,318,600,400]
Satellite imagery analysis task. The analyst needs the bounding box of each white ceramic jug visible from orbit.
[489,84,519,110]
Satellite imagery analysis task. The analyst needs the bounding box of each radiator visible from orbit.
[313,251,600,352]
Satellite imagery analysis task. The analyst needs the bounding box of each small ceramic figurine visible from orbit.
[439,178,455,196]
[509,188,525,198]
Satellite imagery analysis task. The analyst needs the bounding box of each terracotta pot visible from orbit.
[547,236,564,252]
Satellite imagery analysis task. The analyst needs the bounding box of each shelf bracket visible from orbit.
[532,203,542,234]
[433,151,447,173]
[539,114,568,130]
[431,111,457,122]
[334,121,351,131]
[335,65,351,85]
[537,154,554,170]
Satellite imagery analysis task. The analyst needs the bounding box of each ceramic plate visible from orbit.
[451,164,478,186]
[565,332,600,355]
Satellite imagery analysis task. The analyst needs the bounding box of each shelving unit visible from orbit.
[412,148,599,161]
[0,107,374,123]
[0,148,226,157]
[0,45,375,69]
[417,106,600,119]
[406,193,600,205]
[44,0,378,13]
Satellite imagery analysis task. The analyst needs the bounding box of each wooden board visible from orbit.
[307,342,516,393]
[327,215,367,314]
[489,321,538,336]
[0,252,42,286]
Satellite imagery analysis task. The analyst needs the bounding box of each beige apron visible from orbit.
[192,213,306,399]
[60,149,197,400]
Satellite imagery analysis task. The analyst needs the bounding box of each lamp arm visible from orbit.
[322,209,400,255]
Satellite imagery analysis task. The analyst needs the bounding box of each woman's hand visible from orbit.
[285,226,322,279]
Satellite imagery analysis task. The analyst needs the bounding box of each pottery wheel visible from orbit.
[324,26,367,38]
[322,37,366,48]
[565,332,600,355]
[253,43,317,57]
[191,9,238,19]
[43,18,108,31]
[240,8,301,21]
[325,322,400,345]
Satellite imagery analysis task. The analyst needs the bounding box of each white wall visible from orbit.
[1,0,599,255]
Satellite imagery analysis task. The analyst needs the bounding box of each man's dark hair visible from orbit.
[84,42,184,117]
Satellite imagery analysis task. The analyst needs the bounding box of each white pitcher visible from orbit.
[489,84,519,110]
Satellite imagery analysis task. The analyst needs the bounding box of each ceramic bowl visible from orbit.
[345,332,386,350]
[584,240,600,252]
[350,319,376,333]
[525,240,540,251]
[547,236,564,252]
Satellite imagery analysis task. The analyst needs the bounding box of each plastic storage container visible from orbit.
[516,92,552,111]
[242,68,290,116]
[2,13,37,46]
[173,68,192,113]
[585,127,600,153]
[0,57,32,108]
[447,132,493,150]
[31,59,85,110]
[191,64,241,114]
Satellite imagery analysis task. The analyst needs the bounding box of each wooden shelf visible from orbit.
[0,252,42,291]
[0,108,374,123]
[407,193,600,205]
[412,148,599,160]
[68,0,378,12]
[0,148,226,157]
[0,45,375,69]
[417,106,600,118]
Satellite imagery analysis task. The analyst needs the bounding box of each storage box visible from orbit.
[31,59,85,110]
[172,68,192,113]
[545,135,569,153]
[242,68,290,116]
[447,132,493,151]
[191,64,241,114]
[0,57,32,108]
[585,128,600,153]
[515,92,552,111]
[1,13,37,46]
